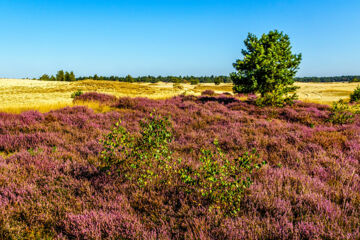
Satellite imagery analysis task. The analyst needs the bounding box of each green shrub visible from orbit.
[190,78,199,85]
[255,91,298,107]
[178,140,266,215]
[99,114,265,216]
[71,90,83,99]
[99,113,174,188]
[350,86,360,103]
[328,100,355,124]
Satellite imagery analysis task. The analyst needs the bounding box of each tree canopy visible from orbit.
[231,30,302,106]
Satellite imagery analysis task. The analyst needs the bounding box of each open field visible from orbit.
[0,79,358,113]
[0,93,359,239]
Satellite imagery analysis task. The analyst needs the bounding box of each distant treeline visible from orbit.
[76,74,232,84]
[295,76,360,82]
[39,71,232,84]
[39,70,360,83]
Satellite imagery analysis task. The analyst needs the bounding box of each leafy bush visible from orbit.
[328,100,355,124]
[100,113,174,188]
[350,86,360,103]
[71,90,83,99]
[99,114,264,216]
[178,140,266,215]
[255,91,298,107]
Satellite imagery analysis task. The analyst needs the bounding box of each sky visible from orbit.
[0,0,359,78]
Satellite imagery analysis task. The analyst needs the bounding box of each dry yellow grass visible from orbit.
[0,79,358,113]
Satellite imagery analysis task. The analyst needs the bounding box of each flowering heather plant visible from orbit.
[201,90,215,96]
[0,94,359,239]
[73,92,117,104]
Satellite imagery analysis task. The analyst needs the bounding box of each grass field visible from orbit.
[0,79,357,113]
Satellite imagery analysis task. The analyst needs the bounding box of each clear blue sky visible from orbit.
[0,0,359,78]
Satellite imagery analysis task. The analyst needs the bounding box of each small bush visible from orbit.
[99,113,174,188]
[178,140,266,215]
[350,86,360,103]
[190,79,199,85]
[255,92,298,107]
[71,90,83,99]
[201,90,215,96]
[328,100,355,124]
[99,114,265,216]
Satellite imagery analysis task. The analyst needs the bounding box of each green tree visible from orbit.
[50,75,56,81]
[190,78,199,85]
[69,71,76,81]
[39,74,50,80]
[56,70,65,81]
[125,74,134,83]
[350,77,360,83]
[214,77,222,85]
[231,30,302,106]
[64,71,70,81]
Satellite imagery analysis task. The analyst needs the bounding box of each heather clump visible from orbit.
[73,92,117,104]
[201,89,215,96]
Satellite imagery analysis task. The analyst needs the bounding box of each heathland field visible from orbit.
[0,89,359,239]
[0,79,358,113]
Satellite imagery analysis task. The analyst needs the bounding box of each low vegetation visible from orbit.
[0,92,359,239]
[350,85,360,103]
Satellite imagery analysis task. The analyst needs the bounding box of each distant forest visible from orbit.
[76,75,360,83]
[295,76,360,82]
[76,75,232,84]
[39,71,360,83]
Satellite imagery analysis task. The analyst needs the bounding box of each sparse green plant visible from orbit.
[350,86,360,103]
[99,113,174,188]
[178,139,265,215]
[71,90,83,99]
[328,99,355,124]
[99,114,265,216]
